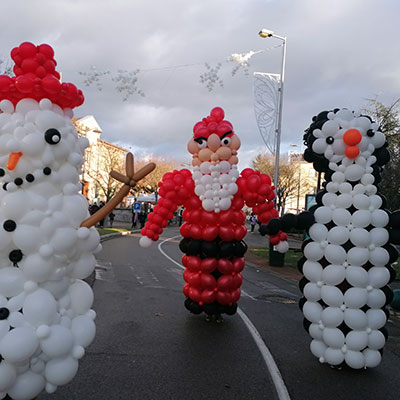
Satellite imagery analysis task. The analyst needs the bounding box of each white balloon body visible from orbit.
[302,109,393,369]
[0,99,99,398]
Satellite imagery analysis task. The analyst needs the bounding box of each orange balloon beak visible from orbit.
[7,152,23,170]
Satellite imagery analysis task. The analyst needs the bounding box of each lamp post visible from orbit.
[258,29,287,198]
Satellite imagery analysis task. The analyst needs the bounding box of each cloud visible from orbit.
[1,0,400,169]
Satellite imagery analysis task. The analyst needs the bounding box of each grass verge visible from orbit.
[97,228,131,236]
[249,247,303,269]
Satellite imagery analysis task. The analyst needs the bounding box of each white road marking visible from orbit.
[158,235,291,400]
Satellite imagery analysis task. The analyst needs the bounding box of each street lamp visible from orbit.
[258,29,287,198]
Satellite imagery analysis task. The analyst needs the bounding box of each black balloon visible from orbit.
[234,240,248,257]
[296,212,315,230]
[267,218,281,235]
[298,296,306,311]
[382,285,394,306]
[297,256,306,274]
[259,224,268,236]
[201,241,218,258]
[389,228,400,245]
[389,210,400,228]
[219,241,234,258]
[298,277,309,294]
[281,213,297,231]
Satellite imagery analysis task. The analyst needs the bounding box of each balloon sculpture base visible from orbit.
[269,242,285,267]
[184,298,238,317]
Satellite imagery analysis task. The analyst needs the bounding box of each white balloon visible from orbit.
[322,265,346,286]
[322,193,337,207]
[310,339,327,359]
[303,301,323,323]
[303,261,323,282]
[321,307,344,327]
[332,208,351,226]
[336,193,352,209]
[367,289,386,308]
[324,245,346,265]
[321,286,344,307]
[344,350,365,369]
[371,209,389,228]
[0,268,25,298]
[68,280,94,315]
[349,228,370,247]
[19,253,53,283]
[344,164,364,182]
[71,315,96,347]
[322,328,345,348]
[363,349,382,368]
[40,325,74,358]
[352,210,371,228]
[23,289,57,327]
[327,226,349,245]
[0,327,39,363]
[309,323,323,340]
[353,194,370,210]
[71,254,96,279]
[304,242,324,261]
[369,228,389,247]
[347,247,369,266]
[367,330,386,350]
[332,171,345,184]
[366,309,387,329]
[309,223,328,242]
[324,348,344,365]
[345,331,368,351]
[369,247,389,266]
[0,362,17,392]
[45,356,79,386]
[304,283,321,301]
[314,206,332,224]
[345,266,369,287]
[344,288,368,308]
[7,371,45,400]
[275,241,289,253]
[344,309,367,330]
[338,182,352,194]
[368,267,390,288]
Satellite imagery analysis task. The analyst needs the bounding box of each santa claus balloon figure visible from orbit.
[263,108,400,369]
[0,42,154,399]
[140,107,279,321]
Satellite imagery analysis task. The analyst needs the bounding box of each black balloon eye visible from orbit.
[326,136,334,144]
[367,129,375,137]
[44,128,61,145]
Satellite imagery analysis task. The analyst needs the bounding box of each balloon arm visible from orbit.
[80,153,156,229]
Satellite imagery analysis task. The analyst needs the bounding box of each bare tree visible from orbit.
[363,98,400,210]
[252,153,315,215]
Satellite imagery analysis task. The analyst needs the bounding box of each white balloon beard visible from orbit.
[192,160,239,213]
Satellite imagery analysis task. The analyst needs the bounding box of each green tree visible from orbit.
[364,98,400,211]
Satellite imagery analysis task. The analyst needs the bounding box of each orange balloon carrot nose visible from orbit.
[7,152,23,170]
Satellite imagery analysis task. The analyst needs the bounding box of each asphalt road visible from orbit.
[40,227,400,400]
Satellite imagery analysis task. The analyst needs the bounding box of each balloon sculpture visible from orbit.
[263,108,400,369]
[140,107,278,320]
[0,42,154,399]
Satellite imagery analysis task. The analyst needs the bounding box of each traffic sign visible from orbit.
[134,202,141,210]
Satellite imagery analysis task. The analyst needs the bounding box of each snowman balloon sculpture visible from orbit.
[140,107,279,320]
[264,108,400,369]
[0,42,154,399]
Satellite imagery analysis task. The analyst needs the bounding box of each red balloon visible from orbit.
[189,287,201,302]
[231,197,244,210]
[183,269,192,283]
[202,226,218,241]
[191,272,202,287]
[233,273,243,288]
[260,174,272,185]
[269,234,280,245]
[161,179,174,191]
[183,283,190,297]
[219,225,235,241]
[190,209,202,224]
[234,225,247,241]
[217,275,234,291]
[15,75,34,93]
[0,75,12,92]
[190,224,203,240]
[173,174,184,185]
[200,258,217,273]
[218,259,234,274]
[41,75,61,94]
[247,174,261,192]
[186,256,201,271]
[157,206,170,219]
[38,43,55,59]
[180,223,191,237]
[200,289,216,304]
[21,58,39,73]
[216,291,231,306]
[232,258,245,273]
[201,211,215,225]
[241,168,254,178]
[219,210,234,226]
[19,42,37,58]
[232,288,241,303]
[200,274,217,290]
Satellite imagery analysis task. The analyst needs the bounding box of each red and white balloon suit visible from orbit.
[140,107,281,316]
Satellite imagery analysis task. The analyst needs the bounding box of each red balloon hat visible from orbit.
[0,41,84,109]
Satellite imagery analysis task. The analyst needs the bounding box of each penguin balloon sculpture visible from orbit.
[263,108,400,369]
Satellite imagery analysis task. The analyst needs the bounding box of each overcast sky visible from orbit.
[1,0,400,170]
